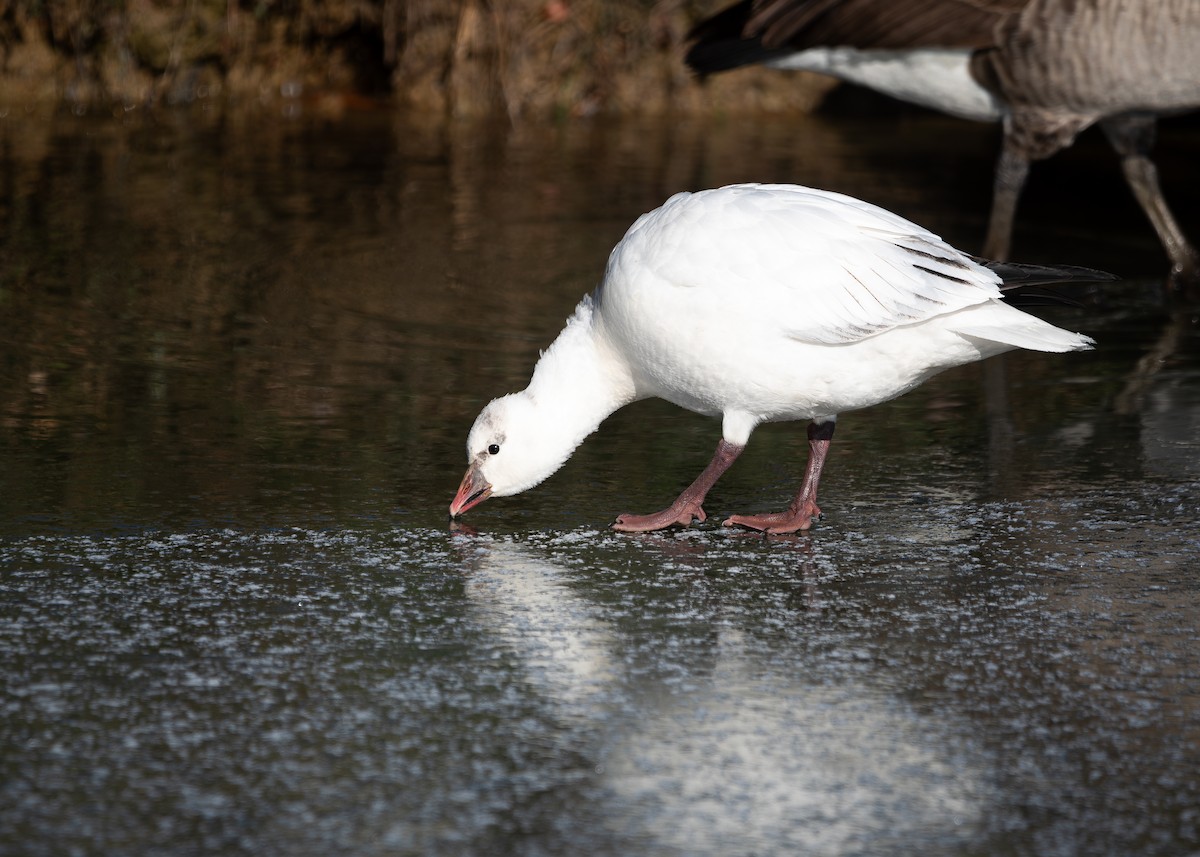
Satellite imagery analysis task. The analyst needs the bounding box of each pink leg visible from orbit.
[613,439,744,533]
[725,421,835,534]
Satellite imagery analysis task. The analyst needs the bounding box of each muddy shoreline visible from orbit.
[1,0,833,117]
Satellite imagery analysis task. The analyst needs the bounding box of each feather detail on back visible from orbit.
[615,184,1010,346]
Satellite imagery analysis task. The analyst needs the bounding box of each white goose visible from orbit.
[449,183,1098,533]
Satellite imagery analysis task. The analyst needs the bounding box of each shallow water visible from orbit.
[1,107,1199,856]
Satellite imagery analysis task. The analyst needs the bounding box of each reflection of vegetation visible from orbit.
[0,110,1181,532]
[0,0,832,116]
[0,112,478,527]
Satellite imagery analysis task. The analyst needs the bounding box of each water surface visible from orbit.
[2,107,1198,856]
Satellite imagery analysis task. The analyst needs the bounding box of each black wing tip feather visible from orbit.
[971,256,1119,287]
[971,257,1118,307]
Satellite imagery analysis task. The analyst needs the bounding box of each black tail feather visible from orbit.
[686,0,784,75]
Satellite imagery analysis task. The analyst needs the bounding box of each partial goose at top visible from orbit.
[449,183,1108,534]
[687,0,1200,285]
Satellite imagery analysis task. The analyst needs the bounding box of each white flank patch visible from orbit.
[768,47,1004,122]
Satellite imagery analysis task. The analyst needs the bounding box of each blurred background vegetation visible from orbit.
[0,0,835,118]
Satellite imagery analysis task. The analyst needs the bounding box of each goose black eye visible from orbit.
[487,444,500,455]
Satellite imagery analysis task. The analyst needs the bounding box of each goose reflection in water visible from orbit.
[458,534,997,854]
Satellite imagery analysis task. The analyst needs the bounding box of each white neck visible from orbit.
[524,296,638,458]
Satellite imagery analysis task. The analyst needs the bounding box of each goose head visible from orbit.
[449,392,575,518]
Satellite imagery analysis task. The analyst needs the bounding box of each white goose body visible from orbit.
[597,183,1079,441]
[451,184,1096,533]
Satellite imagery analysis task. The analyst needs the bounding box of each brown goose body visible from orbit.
[688,0,1200,282]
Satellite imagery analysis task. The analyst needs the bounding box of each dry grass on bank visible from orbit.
[0,0,835,118]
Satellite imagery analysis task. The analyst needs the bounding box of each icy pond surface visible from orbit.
[2,107,1198,855]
